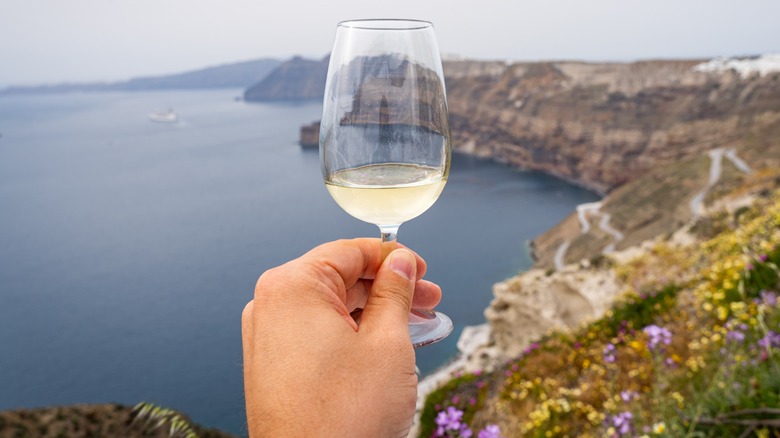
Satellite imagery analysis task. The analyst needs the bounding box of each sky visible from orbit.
[1,0,779,87]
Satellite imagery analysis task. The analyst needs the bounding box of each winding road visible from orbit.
[553,147,751,270]
[554,202,624,270]
[689,148,752,220]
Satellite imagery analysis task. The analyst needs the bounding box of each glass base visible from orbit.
[409,309,453,348]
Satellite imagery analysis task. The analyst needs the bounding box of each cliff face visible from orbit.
[445,59,780,193]
[268,56,780,193]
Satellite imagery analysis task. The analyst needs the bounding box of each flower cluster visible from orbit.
[642,325,672,352]
[434,407,502,438]
[603,343,617,363]
[610,411,633,436]
[725,319,748,342]
[757,330,780,350]
[435,406,470,437]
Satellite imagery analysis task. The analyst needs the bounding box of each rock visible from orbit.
[485,266,621,360]
[299,121,320,148]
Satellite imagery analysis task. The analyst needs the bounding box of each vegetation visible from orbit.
[132,402,199,438]
[420,190,780,437]
[0,403,235,438]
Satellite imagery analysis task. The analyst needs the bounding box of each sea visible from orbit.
[0,89,599,435]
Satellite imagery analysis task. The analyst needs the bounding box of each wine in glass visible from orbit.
[320,19,453,347]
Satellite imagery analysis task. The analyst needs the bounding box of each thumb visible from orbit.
[361,248,416,332]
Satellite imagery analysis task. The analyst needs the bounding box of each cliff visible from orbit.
[445,57,780,193]
[243,56,328,101]
[277,55,780,194]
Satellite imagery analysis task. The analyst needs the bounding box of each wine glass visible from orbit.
[320,19,453,348]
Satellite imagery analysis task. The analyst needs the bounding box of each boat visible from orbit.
[148,109,178,123]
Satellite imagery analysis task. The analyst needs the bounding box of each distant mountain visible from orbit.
[243,56,328,101]
[0,58,282,95]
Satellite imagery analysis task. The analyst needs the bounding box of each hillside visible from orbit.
[0,58,281,95]
[243,56,328,101]
[415,164,780,437]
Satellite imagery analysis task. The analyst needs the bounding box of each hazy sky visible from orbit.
[1,0,778,86]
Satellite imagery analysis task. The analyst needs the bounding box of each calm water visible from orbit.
[0,90,599,434]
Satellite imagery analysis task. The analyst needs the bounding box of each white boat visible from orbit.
[148,109,178,123]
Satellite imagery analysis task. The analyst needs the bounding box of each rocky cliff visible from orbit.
[265,55,779,194]
[445,57,780,193]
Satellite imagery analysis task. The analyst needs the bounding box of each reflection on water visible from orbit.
[321,123,448,173]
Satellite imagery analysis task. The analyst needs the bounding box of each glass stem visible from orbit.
[379,224,400,260]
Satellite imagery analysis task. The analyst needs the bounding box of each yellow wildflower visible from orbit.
[730,301,745,313]
[652,422,666,433]
[672,392,684,407]
[587,410,604,425]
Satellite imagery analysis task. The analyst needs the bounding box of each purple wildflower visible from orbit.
[620,390,637,402]
[643,325,672,352]
[460,424,473,438]
[760,290,778,307]
[746,263,755,271]
[523,342,540,354]
[435,406,464,436]
[477,424,502,438]
[612,411,634,435]
[603,344,617,363]
[452,395,460,405]
[759,254,768,262]
[727,329,746,342]
[758,331,780,349]
[726,320,748,343]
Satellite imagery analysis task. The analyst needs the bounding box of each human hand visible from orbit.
[241,238,442,437]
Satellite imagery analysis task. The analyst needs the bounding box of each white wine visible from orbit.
[326,163,447,226]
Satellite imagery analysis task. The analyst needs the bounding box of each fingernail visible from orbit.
[389,249,415,281]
